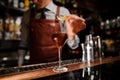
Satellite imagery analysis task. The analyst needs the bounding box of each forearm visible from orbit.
[18,40,29,67]
[18,49,27,67]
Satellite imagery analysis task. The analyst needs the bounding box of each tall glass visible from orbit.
[52,30,68,72]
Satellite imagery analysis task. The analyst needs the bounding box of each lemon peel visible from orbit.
[57,16,67,21]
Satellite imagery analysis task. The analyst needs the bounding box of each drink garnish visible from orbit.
[57,16,67,21]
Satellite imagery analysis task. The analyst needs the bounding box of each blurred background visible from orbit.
[0,0,120,68]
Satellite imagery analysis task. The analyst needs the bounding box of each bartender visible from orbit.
[18,0,86,67]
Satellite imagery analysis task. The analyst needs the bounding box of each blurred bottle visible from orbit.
[84,34,94,62]
[19,0,25,9]
[0,19,3,39]
[24,0,30,10]
[4,16,13,40]
[29,0,35,9]
[61,0,65,5]
[14,17,21,40]
[13,0,19,8]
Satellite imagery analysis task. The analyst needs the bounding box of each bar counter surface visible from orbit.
[0,56,120,80]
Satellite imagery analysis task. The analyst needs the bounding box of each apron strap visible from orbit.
[55,6,60,20]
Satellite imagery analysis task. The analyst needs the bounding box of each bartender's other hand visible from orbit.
[65,14,86,40]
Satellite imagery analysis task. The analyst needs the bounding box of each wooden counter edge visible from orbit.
[0,56,120,80]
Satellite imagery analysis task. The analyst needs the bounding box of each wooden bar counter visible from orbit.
[0,56,120,80]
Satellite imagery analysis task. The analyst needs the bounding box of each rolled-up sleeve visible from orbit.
[67,35,80,49]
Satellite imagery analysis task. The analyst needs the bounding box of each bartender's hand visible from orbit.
[65,14,86,40]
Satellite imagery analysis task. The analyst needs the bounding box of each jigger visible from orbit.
[81,43,86,62]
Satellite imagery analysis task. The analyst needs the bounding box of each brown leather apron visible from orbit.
[29,7,61,64]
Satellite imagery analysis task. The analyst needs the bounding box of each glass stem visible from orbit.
[58,47,62,68]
